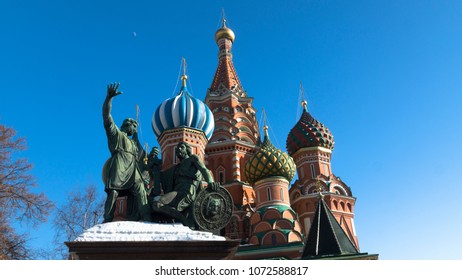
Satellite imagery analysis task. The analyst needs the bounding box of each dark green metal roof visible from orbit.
[301,197,359,258]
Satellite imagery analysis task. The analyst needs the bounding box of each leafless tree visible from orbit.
[0,124,53,259]
[52,185,104,259]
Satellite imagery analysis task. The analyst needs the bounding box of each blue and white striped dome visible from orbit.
[152,83,215,139]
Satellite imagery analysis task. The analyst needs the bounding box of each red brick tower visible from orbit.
[204,19,261,240]
[286,99,360,249]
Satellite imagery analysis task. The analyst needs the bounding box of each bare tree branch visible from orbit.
[0,124,53,259]
[51,185,104,259]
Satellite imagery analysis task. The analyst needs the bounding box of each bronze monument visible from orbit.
[102,83,232,231]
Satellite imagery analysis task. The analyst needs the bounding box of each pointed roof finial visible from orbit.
[181,57,188,87]
[262,108,269,138]
[263,125,269,137]
[221,8,227,27]
[300,81,308,111]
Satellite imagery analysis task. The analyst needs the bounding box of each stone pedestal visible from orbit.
[66,240,240,260]
[66,221,240,260]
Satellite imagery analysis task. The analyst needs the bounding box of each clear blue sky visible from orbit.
[1,0,462,260]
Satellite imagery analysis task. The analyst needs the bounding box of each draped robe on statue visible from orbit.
[102,116,149,221]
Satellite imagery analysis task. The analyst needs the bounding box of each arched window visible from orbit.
[347,203,352,212]
[219,172,224,184]
[333,200,338,210]
[310,164,316,178]
[216,166,225,184]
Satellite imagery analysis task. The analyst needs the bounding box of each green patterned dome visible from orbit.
[244,126,296,185]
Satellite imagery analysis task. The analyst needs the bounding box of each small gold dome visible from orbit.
[214,19,235,44]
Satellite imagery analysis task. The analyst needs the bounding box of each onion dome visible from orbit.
[286,101,334,155]
[214,18,235,44]
[245,126,296,185]
[152,75,215,139]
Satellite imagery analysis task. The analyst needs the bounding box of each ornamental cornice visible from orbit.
[291,146,332,158]
[157,127,208,143]
[293,153,331,164]
[206,140,257,154]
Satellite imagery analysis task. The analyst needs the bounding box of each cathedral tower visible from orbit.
[204,19,260,240]
[286,99,359,249]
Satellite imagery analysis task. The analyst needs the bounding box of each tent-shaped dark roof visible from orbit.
[301,197,359,259]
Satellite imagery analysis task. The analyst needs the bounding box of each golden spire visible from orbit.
[181,57,188,87]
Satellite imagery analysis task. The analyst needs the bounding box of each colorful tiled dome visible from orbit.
[244,127,296,185]
[152,76,215,139]
[286,101,334,155]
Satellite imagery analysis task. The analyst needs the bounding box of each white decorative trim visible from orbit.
[330,184,348,196]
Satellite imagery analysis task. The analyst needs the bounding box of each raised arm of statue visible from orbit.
[103,83,123,126]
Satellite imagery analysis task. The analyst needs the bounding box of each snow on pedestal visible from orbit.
[66,221,239,259]
[74,221,226,242]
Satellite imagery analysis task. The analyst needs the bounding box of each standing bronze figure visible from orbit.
[102,83,151,223]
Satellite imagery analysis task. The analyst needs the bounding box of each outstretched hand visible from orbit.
[107,82,122,98]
